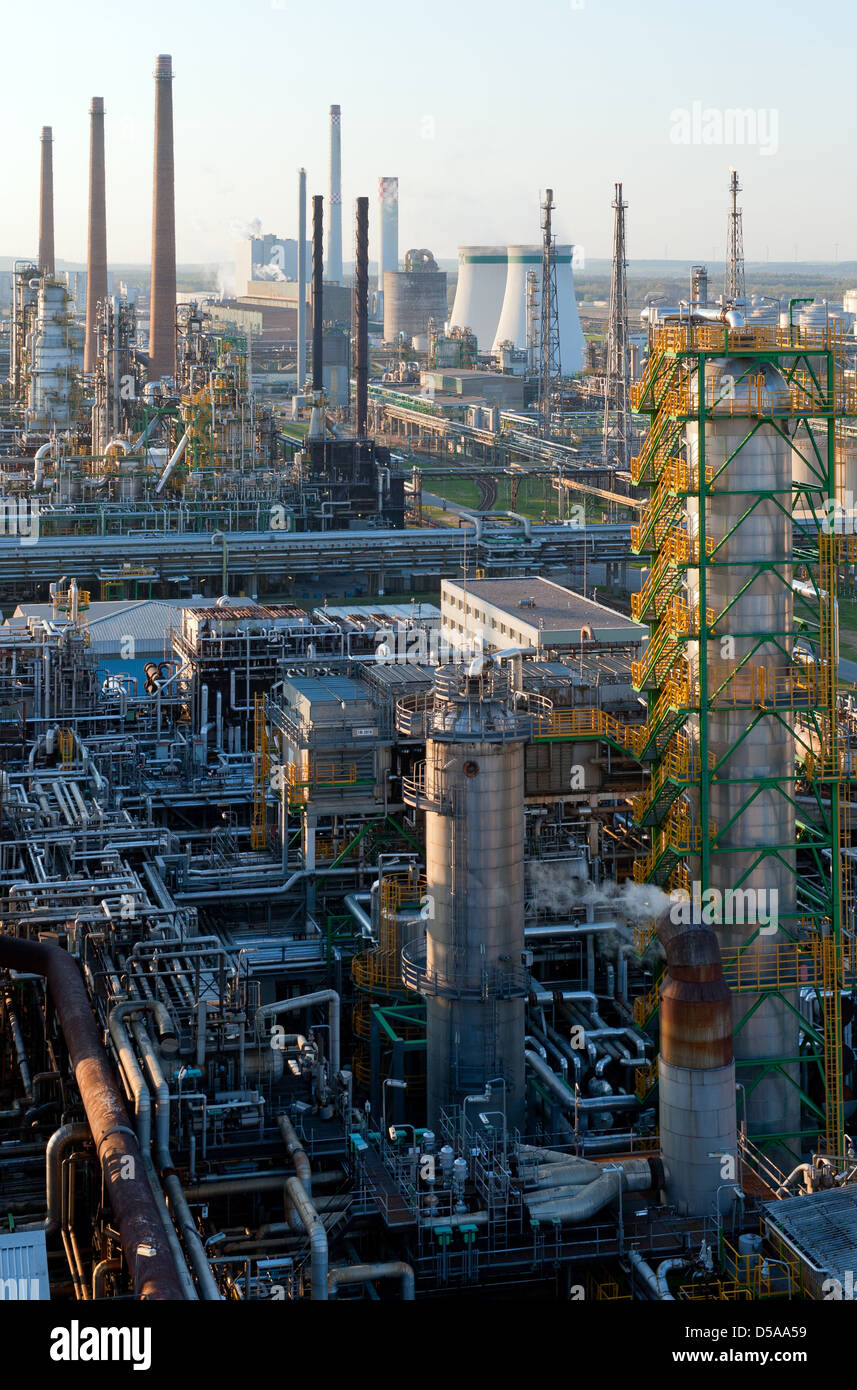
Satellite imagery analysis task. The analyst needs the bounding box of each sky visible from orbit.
[2,0,855,271]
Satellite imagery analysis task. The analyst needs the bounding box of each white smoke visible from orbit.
[527,860,672,932]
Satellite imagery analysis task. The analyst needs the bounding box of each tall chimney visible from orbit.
[38,127,55,278]
[297,167,307,389]
[312,194,324,393]
[378,177,398,294]
[84,98,107,375]
[149,54,176,379]
[355,197,368,439]
[326,105,342,284]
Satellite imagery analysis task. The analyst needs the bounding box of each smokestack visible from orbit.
[38,127,55,278]
[655,910,738,1217]
[297,168,307,389]
[84,98,107,375]
[327,104,342,284]
[149,54,176,379]
[311,194,324,393]
[355,196,368,439]
[378,176,398,295]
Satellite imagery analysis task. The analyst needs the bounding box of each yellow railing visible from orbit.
[634,1059,658,1099]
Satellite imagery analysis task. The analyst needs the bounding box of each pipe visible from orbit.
[525,1050,637,1113]
[132,1020,222,1301]
[657,1257,689,1299]
[328,1260,414,1300]
[277,1113,312,1197]
[255,990,340,1076]
[627,1247,676,1300]
[20,1122,90,1234]
[154,431,188,494]
[0,937,183,1299]
[344,893,373,937]
[285,1175,327,1300]
[34,440,52,490]
[525,1161,655,1224]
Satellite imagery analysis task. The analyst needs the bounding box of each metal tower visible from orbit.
[602,181,631,470]
[539,188,561,439]
[724,168,746,304]
[629,316,851,1166]
[525,268,540,376]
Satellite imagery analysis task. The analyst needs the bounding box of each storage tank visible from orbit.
[448,246,508,354]
[383,249,447,345]
[493,244,585,371]
[685,357,798,1153]
[402,667,530,1130]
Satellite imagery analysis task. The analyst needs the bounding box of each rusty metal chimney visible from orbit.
[354,196,368,438]
[38,127,55,278]
[149,55,176,379]
[655,909,738,1217]
[84,98,107,375]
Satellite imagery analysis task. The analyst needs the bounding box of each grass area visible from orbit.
[423,470,613,524]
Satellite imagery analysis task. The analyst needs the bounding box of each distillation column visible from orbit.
[686,356,797,1152]
[403,669,529,1131]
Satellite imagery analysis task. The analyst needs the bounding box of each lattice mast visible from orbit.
[724,168,746,304]
[602,181,631,469]
[539,188,561,439]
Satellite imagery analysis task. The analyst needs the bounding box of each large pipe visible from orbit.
[0,937,183,1299]
[355,195,369,438]
[327,105,342,284]
[297,167,307,388]
[277,1112,312,1196]
[311,194,324,392]
[20,1122,89,1234]
[38,126,55,278]
[328,1261,414,1300]
[131,1020,222,1300]
[524,1159,657,1224]
[84,97,107,375]
[149,55,177,378]
[285,1175,327,1300]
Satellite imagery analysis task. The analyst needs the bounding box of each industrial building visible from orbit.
[2,40,857,1323]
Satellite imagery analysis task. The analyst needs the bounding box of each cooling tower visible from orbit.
[149,55,176,379]
[378,176,398,296]
[327,105,343,285]
[84,98,107,375]
[448,246,507,354]
[493,244,585,371]
[38,127,55,278]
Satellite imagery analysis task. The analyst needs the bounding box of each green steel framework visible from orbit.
[629,321,851,1161]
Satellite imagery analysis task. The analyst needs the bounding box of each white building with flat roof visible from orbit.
[440,577,646,655]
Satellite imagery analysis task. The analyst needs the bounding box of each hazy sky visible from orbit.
[3,0,854,270]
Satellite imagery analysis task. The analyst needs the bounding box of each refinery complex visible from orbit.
[3,34,857,1330]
